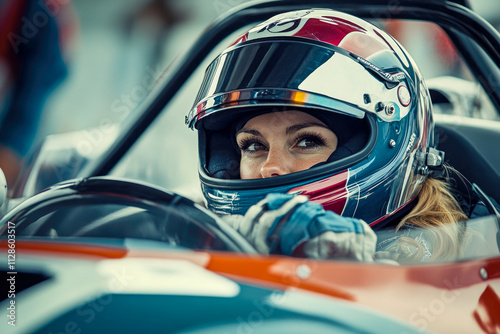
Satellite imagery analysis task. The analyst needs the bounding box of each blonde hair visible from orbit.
[388,176,468,262]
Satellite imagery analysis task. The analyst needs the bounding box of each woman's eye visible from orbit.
[296,136,324,148]
[240,140,266,152]
[247,143,260,151]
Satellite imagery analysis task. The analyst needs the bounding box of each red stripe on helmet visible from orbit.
[287,170,349,215]
[292,16,365,46]
[369,197,417,227]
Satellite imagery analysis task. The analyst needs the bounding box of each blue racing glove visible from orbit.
[229,193,376,261]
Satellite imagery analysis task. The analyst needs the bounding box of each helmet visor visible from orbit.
[187,38,408,129]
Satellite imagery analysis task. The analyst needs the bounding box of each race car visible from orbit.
[1,0,500,333]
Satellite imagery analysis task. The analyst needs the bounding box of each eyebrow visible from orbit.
[236,128,261,136]
[285,122,330,135]
[236,122,329,137]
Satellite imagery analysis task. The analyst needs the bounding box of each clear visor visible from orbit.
[187,38,410,129]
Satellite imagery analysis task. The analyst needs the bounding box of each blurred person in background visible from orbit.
[123,0,188,70]
[0,0,74,186]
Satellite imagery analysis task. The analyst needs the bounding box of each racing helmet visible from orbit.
[186,9,442,228]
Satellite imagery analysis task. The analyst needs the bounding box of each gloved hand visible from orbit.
[228,193,376,261]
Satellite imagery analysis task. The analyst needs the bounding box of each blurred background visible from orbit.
[3,0,500,195]
[38,0,213,139]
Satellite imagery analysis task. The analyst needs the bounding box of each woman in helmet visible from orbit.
[186,9,487,262]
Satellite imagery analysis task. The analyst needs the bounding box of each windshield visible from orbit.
[375,215,500,264]
[2,192,498,264]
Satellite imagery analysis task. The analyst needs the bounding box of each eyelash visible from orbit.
[237,132,327,153]
[238,138,264,152]
[293,132,327,148]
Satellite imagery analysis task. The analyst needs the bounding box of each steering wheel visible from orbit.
[0,177,257,254]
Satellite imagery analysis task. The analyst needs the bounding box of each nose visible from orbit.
[260,148,293,178]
